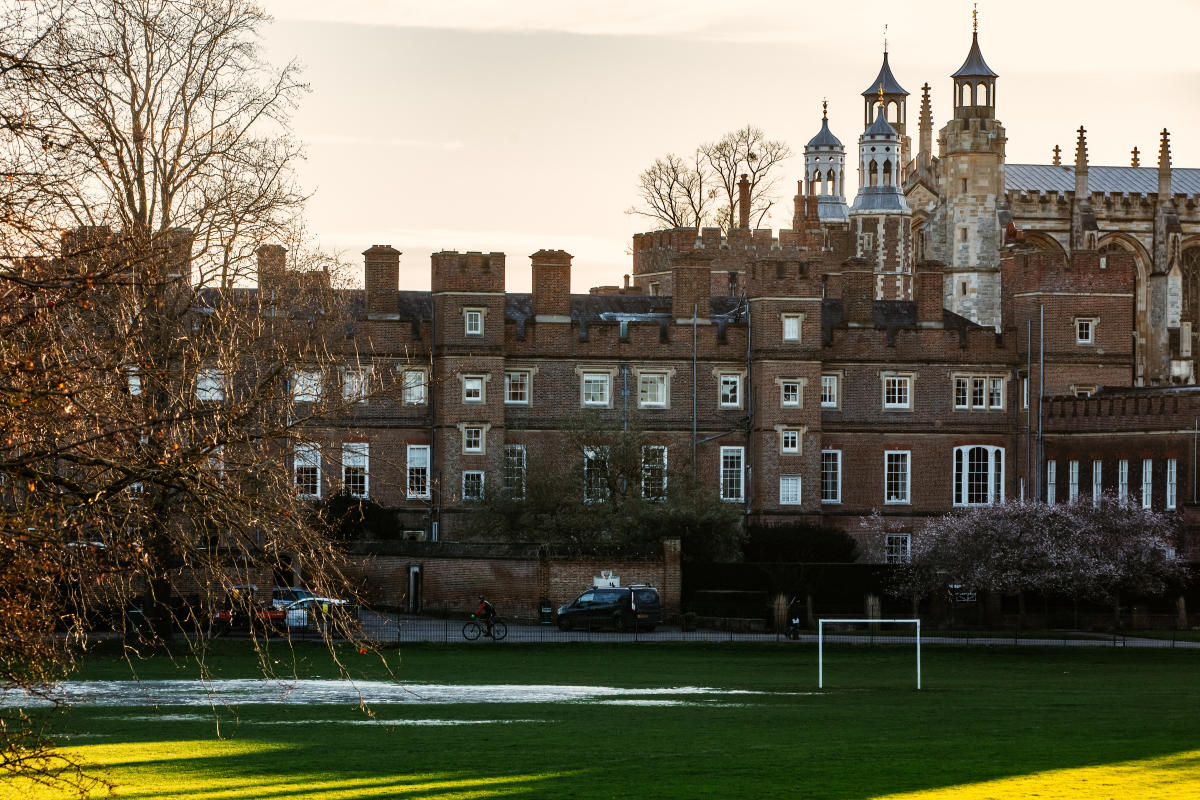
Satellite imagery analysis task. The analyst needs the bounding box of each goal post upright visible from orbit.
[818,618,921,690]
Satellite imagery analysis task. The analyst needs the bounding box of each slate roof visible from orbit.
[951,32,998,78]
[864,106,898,137]
[861,52,908,96]
[1005,164,1200,196]
[807,117,843,149]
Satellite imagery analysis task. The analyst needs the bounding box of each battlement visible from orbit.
[431,250,506,294]
[631,226,817,276]
[1002,249,1135,296]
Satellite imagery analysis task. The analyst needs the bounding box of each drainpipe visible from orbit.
[744,299,752,520]
[621,363,629,432]
[1036,304,1045,501]
[692,304,698,479]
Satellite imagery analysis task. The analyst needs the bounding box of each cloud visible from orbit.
[262,0,789,41]
[306,134,464,151]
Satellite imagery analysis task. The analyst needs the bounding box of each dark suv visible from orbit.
[556,585,662,632]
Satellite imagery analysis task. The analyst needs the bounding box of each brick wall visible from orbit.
[344,539,682,620]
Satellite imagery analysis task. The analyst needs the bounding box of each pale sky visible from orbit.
[259,0,1200,293]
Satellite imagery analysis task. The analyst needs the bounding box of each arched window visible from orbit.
[868,159,878,187]
[953,445,1004,506]
[882,159,893,186]
[810,169,821,195]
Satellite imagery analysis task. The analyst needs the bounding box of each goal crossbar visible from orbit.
[818,618,921,690]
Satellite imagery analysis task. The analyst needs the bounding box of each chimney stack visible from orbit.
[531,249,572,320]
[737,173,751,230]
[672,253,712,321]
[257,244,287,288]
[363,245,400,316]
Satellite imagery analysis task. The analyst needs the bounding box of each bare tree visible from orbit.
[702,125,792,232]
[0,1,380,791]
[627,150,716,230]
[628,125,792,234]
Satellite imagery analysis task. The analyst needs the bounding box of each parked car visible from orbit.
[271,586,314,610]
[283,596,354,630]
[556,585,661,631]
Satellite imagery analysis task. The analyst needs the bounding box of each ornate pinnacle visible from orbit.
[973,3,978,33]
[1131,147,1140,168]
[822,98,828,119]
[1075,126,1088,170]
[1052,145,1061,166]
[1159,128,1172,171]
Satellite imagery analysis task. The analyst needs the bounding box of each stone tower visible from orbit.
[800,101,849,224]
[861,49,912,181]
[924,15,1007,329]
[849,87,913,300]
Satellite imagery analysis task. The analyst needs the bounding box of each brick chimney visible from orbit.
[672,253,712,320]
[738,173,751,230]
[531,249,572,320]
[915,266,944,324]
[363,245,400,317]
[257,244,287,288]
[844,270,875,323]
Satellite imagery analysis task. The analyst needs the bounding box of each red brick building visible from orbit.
[258,23,1200,567]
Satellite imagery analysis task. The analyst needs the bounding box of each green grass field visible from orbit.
[6,641,1200,799]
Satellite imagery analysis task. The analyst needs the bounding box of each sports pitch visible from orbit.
[4,641,1199,799]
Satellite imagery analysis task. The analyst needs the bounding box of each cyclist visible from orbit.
[474,596,497,636]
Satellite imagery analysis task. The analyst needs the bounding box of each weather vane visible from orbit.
[973,3,978,33]
[884,23,888,53]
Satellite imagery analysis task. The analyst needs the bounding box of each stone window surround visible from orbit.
[462,306,488,336]
[341,365,372,404]
[1075,316,1098,345]
[633,366,676,409]
[402,367,429,405]
[576,365,618,408]
[820,371,843,409]
[459,372,491,404]
[780,311,805,342]
[880,370,916,411]
[713,367,748,410]
[775,376,807,409]
[774,424,807,455]
[504,366,538,405]
[457,422,492,455]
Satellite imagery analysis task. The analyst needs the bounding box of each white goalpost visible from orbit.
[818,618,921,690]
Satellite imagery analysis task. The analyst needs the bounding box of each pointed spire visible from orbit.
[1131,147,1140,168]
[918,83,933,167]
[1075,126,1089,200]
[952,5,998,78]
[806,101,842,148]
[861,51,909,96]
[1052,145,1061,166]
[1159,128,1172,199]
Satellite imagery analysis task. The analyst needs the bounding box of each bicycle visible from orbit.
[462,615,507,641]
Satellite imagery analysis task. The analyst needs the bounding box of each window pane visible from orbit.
[504,444,526,498]
[403,371,426,404]
[641,446,667,499]
[821,451,841,503]
[720,447,743,501]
